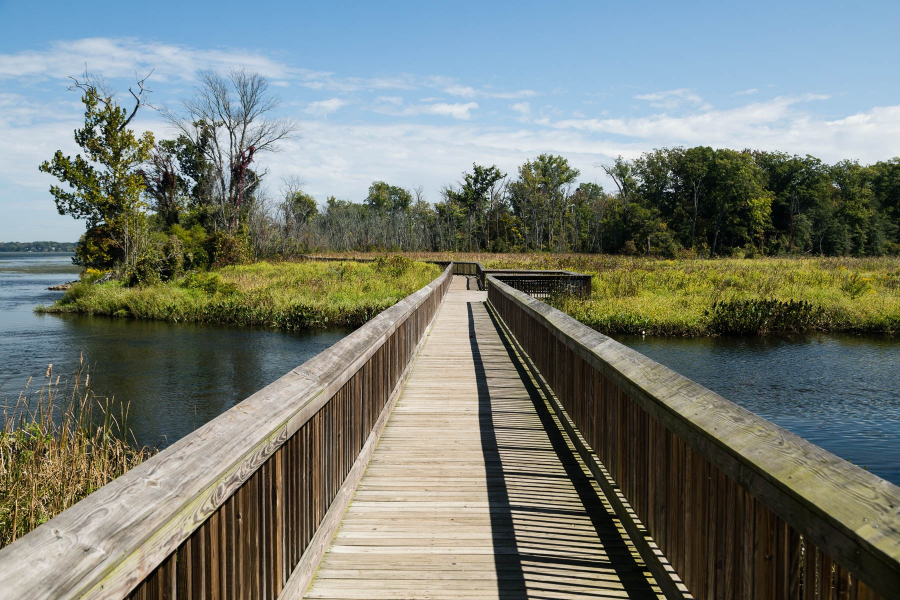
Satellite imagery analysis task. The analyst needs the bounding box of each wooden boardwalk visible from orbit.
[305,277,663,599]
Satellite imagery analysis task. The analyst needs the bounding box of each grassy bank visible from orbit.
[1,363,153,548]
[309,253,900,336]
[40,257,441,329]
[551,257,900,336]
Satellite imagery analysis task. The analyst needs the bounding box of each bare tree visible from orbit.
[162,69,299,232]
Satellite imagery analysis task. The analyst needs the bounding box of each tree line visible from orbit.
[276,149,900,258]
[41,69,900,284]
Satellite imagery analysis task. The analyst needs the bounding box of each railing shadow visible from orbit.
[469,301,528,598]
[470,300,660,599]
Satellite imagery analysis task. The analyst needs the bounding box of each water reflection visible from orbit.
[0,253,350,448]
[618,332,900,485]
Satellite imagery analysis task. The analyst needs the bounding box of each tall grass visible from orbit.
[39,256,441,330]
[0,359,154,549]
[549,256,900,335]
[306,253,900,336]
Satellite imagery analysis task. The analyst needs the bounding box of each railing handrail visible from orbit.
[0,264,453,600]
[486,274,900,597]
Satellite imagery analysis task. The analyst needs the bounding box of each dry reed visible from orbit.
[0,357,154,548]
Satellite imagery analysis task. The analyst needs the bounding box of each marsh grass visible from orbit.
[307,252,900,336]
[549,256,900,335]
[1,359,153,548]
[39,256,441,330]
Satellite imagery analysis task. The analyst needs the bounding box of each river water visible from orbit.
[3,254,898,485]
[0,253,350,448]
[619,333,900,485]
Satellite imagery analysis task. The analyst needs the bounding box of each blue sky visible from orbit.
[2,0,899,241]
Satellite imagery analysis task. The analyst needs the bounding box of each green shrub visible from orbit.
[843,272,873,299]
[704,299,825,334]
[125,247,163,287]
[58,281,94,304]
[179,272,237,295]
[170,224,210,270]
[206,231,251,268]
[159,235,186,281]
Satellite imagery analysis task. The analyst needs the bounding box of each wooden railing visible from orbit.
[443,261,592,297]
[487,275,900,600]
[482,269,592,298]
[0,264,453,600]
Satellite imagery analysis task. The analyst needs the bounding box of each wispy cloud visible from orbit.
[0,37,542,108]
[536,94,898,163]
[635,88,706,110]
[376,96,404,106]
[406,102,479,120]
[428,76,537,100]
[510,102,531,119]
[0,37,300,82]
[372,98,480,120]
[734,88,759,96]
[305,98,347,117]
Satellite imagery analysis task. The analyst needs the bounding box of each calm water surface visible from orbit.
[0,253,350,448]
[619,333,900,485]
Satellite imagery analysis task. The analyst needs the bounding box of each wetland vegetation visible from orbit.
[312,252,900,336]
[39,257,440,329]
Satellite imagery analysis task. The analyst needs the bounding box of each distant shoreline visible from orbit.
[0,242,77,252]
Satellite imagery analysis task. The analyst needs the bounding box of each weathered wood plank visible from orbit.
[304,279,663,599]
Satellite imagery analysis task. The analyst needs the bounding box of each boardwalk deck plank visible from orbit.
[303,277,663,600]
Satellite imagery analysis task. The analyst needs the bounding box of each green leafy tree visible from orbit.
[445,164,506,250]
[39,75,154,268]
[671,146,715,249]
[510,154,580,250]
[286,190,318,224]
[753,151,828,252]
[140,139,189,228]
[706,149,772,255]
[365,181,412,214]
[830,161,876,255]
[870,158,900,252]
[570,182,606,252]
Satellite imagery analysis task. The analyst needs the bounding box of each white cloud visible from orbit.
[734,88,760,96]
[635,88,706,110]
[376,101,480,120]
[0,37,300,82]
[376,96,404,106]
[410,102,479,120]
[305,98,347,117]
[510,102,531,119]
[428,75,537,100]
[264,120,627,205]
[536,94,900,164]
